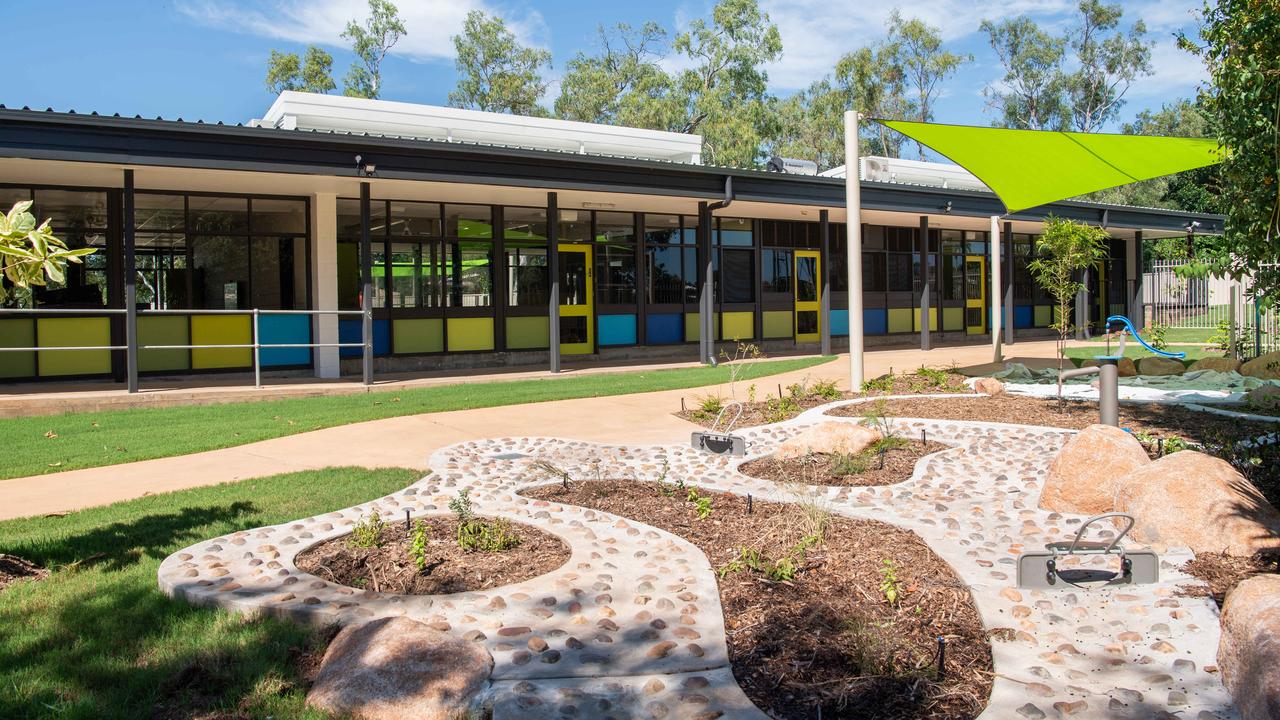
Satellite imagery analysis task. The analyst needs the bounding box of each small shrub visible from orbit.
[879,559,904,604]
[831,452,867,476]
[531,459,573,489]
[347,511,386,549]
[764,395,802,423]
[915,367,950,388]
[1146,323,1170,351]
[449,488,476,524]
[408,520,430,571]
[861,373,895,394]
[686,487,713,519]
[450,488,521,552]
[811,378,841,400]
[697,394,725,415]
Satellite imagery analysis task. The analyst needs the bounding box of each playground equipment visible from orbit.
[1017,513,1160,589]
[1056,315,1187,426]
[691,401,747,456]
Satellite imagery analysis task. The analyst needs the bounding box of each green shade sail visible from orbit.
[878,120,1223,214]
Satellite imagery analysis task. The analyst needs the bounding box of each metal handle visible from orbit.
[710,401,743,434]
[1066,513,1135,555]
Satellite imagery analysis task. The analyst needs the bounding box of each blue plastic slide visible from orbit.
[1105,315,1186,359]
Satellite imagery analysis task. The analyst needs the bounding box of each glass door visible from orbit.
[558,244,594,355]
[794,250,821,342]
[965,255,986,335]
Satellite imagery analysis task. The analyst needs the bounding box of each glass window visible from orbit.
[252,198,306,235]
[762,248,792,294]
[943,255,965,301]
[135,233,188,309]
[861,225,884,250]
[682,216,699,245]
[503,207,547,241]
[251,237,308,310]
[506,242,547,306]
[560,250,590,306]
[911,253,938,293]
[647,246,687,305]
[337,198,385,238]
[386,241,434,309]
[389,201,441,237]
[830,249,848,292]
[795,255,817,302]
[965,231,987,255]
[191,236,249,309]
[594,212,635,244]
[0,187,32,210]
[557,209,591,241]
[719,248,755,303]
[445,204,492,238]
[337,239,359,310]
[136,194,185,233]
[595,243,636,304]
[860,252,885,292]
[644,214,681,244]
[189,196,249,234]
[682,247,700,304]
[939,230,964,254]
[34,189,109,230]
[717,218,753,247]
[446,241,493,307]
[887,253,913,292]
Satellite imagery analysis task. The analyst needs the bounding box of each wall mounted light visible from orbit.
[355,154,377,177]
[943,201,953,214]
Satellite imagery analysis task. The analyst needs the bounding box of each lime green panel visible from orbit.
[887,308,914,333]
[137,315,190,372]
[722,312,753,341]
[505,316,549,350]
[393,318,444,354]
[942,307,964,332]
[191,315,251,369]
[447,317,494,352]
[911,308,939,332]
[762,310,792,339]
[1034,305,1051,326]
[684,313,721,342]
[880,120,1222,213]
[0,318,36,378]
[37,317,111,376]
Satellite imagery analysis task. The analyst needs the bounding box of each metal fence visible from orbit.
[0,307,371,392]
[1143,259,1279,358]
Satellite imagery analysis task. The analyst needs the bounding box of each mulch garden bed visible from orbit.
[523,481,991,720]
[0,554,49,591]
[739,440,951,487]
[1177,551,1280,607]
[295,517,570,595]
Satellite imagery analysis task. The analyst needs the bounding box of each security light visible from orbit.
[354,154,376,176]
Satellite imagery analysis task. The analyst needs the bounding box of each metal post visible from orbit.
[251,308,261,389]
[1229,282,1238,359]
[698,201,713,365]
[1004,221,1014,346]
[844,111,864,388]
[990,215,1002,362]
[123,169,138,393]
[819,209,831,356]
[547,192,560,373]
[360,181,373,386]
[1130,231,1144,330]
[1099,358,1119,427]
[918,214,930,351]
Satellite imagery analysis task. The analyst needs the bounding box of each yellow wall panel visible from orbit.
[447,317,495,352]
[887,308,914,333]
[505,316,549,350]
[191,315,252,369]
[0,318,36,378]
[911,308,939,332]
[37,317,111,376]
[721,311,753,341]
[138,315,190,372]
[942,307,965,332]
[762,311,792,339]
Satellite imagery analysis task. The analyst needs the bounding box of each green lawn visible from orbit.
[1079,327,1217,344]
[3,356,832,480]
[0,466,421,720]
[1064,344,1217,365]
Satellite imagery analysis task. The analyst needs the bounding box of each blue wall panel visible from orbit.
[830,309,849,337]
[597,314,637,346]
[1014,305,1033,329]
[863,308,888,335]
[340,318,390,357]
[259,314,312,367]
[645,313,683,345]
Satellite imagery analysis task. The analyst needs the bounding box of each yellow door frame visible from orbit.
[558,244,594,355]
[794,250,821,342]
[965,255,986,335]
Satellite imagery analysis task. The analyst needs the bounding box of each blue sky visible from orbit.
[7,0,1206,130]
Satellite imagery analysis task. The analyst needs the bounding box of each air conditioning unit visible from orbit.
[767,156,819,176]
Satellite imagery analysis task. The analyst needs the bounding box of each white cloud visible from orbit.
[1127,36,1206,100]
[177,0,549,64]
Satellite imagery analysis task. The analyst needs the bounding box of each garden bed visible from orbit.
[738,439,951,487]
[1178,551,1280,607]
[0,553,48,591]
[523,480,991,720]
[295,516,570,595]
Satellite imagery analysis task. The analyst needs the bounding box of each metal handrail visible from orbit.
[0,306,372,391]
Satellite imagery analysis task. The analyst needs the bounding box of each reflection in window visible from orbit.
[595,243,635,304]
[191,236,249,309]
[503,207,547,240]
[445,204,492,238]
[557,209,591,241]
[943,255,965,301]
[135,233,188,309]
[386,241,441,309]
[647,246,694,305]
[887,254,913,292]
[795,255,817,302]
[251,237,308,310]
[644,214,681,244]
[762,249,792,294]
[446,242,492,307]
[189,196,249,234]
[594,212,634,244]
[720,249,755,303]
[506,243,547,306]
[717,218,753,247]
[862,252,886,292]
[388,202,441,237]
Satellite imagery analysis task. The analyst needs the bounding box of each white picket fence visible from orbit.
[1143,259,1278,357]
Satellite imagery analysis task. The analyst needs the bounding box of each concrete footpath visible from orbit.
[0,340,1063,520]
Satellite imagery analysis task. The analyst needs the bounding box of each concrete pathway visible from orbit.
[1,340,1065,520]
[159,395,1236,719]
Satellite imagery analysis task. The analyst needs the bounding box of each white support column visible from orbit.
[310,192,340,379]
[844,111,864,388]
[990,214,1002,362]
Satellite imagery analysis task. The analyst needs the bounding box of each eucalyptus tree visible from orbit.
[340,0,407,99]
[980,17,1069,130]
[554,22,682,131]
[887,12,972,159]
[265,46,337,95]
[1064,0,1152,133]
[448,11,553,116]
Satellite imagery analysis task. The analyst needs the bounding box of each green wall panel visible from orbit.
[506,316,549,350]
[138,316,190,372]
[191,315,252,369]
[0,318,35,379]
[762,311,792,339]
[887,308,914,333]
[37,317,111,376]
[393,318,444,354]
[721,311,753,341]
[685,312,722,342]
[447,317,494,352]
[911,308,939,332]
[942,307,965,332]
[1034,305,1051,327]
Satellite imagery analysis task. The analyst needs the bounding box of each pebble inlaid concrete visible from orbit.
[158,394,1239,719]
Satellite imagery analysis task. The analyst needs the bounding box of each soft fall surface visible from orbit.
[0,466,422,720]
[0,356,832,480]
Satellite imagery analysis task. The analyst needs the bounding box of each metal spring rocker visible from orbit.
[1017,513,1160,589]
[691,401,747,457]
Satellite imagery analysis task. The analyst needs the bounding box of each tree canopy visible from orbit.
[448,11,552,116]
[263,0,404,100]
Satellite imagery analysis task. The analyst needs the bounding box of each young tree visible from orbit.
[1,201,95,307]
[1027,216,1109,372]
[980,16,1069,130]
[265,46,337,95]
[554,22,679,129]
[341,0,407,99]
[887,12,972,159]
[1063,0,1152,133]
[449,10,552,116]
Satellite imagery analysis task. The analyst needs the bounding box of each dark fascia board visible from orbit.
[0,108,1223,234]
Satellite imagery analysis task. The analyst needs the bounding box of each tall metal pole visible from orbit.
[123,169,138,393]
[990,214,1002,363]
[819,209,831,356]
[918,214,930,351]
[548,192,561,373]
[360,181,373,386]
[844,111,864,388]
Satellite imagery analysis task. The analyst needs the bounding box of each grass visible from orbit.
[1064,345,1216,365]
[0,466,421,720]
[1078,327,1216,344]
[2,355,833,481]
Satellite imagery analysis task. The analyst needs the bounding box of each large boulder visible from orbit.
[1039,424,1150,515]
[1138,356,1186,376]
[1084,357,1137,377]
[1113,451,1280,556]
[307,617,493,720]
[1247,385,1280,412]
[1190,357,1242,374]
[777,421,881,459]
[1218,574,1280,720]
[1242,351,1280,380]
[973,377,1005,396]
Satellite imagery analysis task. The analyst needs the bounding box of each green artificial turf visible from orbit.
[0,466,421,720]
[2,355,832,480]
